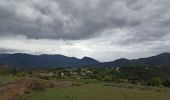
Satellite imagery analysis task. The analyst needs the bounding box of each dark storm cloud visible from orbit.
[0,0,170,44]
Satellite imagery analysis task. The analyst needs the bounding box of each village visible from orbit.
[36,67,120,80]
[37,67,93,79]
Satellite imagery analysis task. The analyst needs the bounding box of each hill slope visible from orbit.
[0,53,100,68]
[0,53,170,68]
[103,53,170,67]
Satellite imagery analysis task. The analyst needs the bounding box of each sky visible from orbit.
[0,0,170,62]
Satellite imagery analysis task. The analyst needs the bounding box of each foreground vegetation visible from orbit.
[18,84,170,100]
[8,65,169,87]
[1,64,170,100]
[0,75,18,85]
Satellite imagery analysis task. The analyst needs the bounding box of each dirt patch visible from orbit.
[0,79,73,100]
[0,79,37,100]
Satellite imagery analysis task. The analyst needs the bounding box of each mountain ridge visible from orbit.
[0,53,100,68]
[0,52,170,68]
[103,52,170,67]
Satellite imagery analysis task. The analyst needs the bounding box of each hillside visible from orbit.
[0,53,170,68]
[0,53,100,68]
[103,53,170,67]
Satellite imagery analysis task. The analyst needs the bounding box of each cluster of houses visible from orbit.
[37,68,93,79]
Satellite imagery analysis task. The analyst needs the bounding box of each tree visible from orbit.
[103,75,112,81]
[163,79,170,87]
[148,77,162,86]
[0,68,9,75]
[10,67,17,75]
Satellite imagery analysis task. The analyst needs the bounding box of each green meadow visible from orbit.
[0,75,18,85]
[18,84,170,100]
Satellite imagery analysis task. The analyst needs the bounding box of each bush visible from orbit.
[39,76,49,80]
[33,81,46,91]
[103,75,113,81]
[163,79,170,87]
[46,82,55,88]
[72,82,81,86]
[117,78,129,83]
[0,68,9,75]
[84,81,89,84]
[131,80,140,85]
[148,77,162,86]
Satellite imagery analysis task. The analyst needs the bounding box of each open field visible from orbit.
[0,74,170,100]
[57,78,101,84]
[0,75,18,85]
[1,66,170,100]
[18,84,170,100]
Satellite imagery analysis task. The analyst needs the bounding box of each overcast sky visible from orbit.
[0,0,170,62]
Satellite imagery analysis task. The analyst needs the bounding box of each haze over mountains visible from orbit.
[0,53,170,68]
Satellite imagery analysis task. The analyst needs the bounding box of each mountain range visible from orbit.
[103,53,170,67]
[0,53,170,68]
[0,53,100,68]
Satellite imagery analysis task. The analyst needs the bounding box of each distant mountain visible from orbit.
[0,53,100,68]
[103,58,131,67]
[0,52,170,68]
[81,57,100,65]
[103,53,170,67]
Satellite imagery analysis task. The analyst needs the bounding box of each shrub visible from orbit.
[46,82,55,88]
[39,76,49,80]
[117,78,129,83]
[0,68,9,75]
[131,80,140,85]
[148,77,162,86]
[72,82,81,86]
[33,81,46,91]
[163,79,170,87]
[103,75,113,81]
[84,81,89,84]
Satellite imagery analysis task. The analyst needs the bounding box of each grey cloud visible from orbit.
[0,0,139,39]
[0,48,18,54]
[0,0,170,44]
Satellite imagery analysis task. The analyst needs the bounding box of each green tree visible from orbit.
[148,77,162,86]
[163,79,170,87]
[10,67,17,75]
[0,68,9,75]
[103,75,113,81]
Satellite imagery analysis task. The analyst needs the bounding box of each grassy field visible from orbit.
[18,84,170,100]
[0,75,18,85]
[57,78,101,84]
